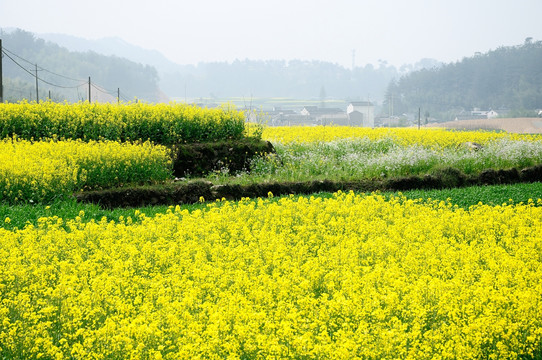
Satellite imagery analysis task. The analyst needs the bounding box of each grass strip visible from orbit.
[2,182,541,231]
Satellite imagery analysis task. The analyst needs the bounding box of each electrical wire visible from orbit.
[120,93,132,102]
[1,46,36,66]
[3,46,86,82]
[39,68,86,82]
[2,47,136,103]
[118,89,133,102]
[1,50,37,78]
[91,83,116,95]
[39,77,88,90]
[2,49,87,89]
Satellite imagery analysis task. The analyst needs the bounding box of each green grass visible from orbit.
[0,198,206,231]
[397,182,542,207]
[2,182,541,231]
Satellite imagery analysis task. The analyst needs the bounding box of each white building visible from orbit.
[300,106,348,125]
[471,109,499,119]
[347,101,375,127]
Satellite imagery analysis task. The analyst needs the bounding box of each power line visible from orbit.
[1,46,135,103]
[3,46,87,83]
[40,77,87,89]
[1,50,36,79]
[93,85,134,103]
[1,46,35,66]
[2,49,87,89]
[39,67,86,82]
[91,82,115,95]
[119,91,132,102]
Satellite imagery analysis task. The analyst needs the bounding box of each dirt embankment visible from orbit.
[76,165,542,209]
[74,134,542,209]
[426,118,542,133]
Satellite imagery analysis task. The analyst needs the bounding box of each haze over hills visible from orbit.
[38,33,181,74]
[30,30,443,103]
[2,27,446,106]
[4,27,541,122]
[1,28,166,103]
[384,38,542,121]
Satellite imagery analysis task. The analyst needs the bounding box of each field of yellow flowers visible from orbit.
[1,192,542,359]
[0,138,172,203]
[2,111,542,359]
[261,126,542,147]
[0,101,246,144]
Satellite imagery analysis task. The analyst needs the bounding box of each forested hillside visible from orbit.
[1,29,165,102]
[160,59,401,101]
[385,39,542,121]
[2,28,446,104]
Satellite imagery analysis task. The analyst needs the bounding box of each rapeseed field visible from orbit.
[1,105,542,359]
[262,126,542,147]
[0,138,172,203]
[1,192,541,359]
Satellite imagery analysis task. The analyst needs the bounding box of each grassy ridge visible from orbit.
[3,124,542,205]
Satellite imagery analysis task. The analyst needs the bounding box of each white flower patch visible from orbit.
[231,137,542,184]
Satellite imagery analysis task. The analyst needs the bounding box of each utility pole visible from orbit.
[0,39,3,103]
[35,64,39,103]
[88,77,91,103]
[117,88,120,104]
[418,107,421,130]
[388,93,393,119]
[366,95,370,127]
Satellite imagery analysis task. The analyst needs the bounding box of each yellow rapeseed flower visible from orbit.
[0,192,541,358]
[262,126,542,148]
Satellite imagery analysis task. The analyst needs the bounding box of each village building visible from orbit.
[455,108,499,121]
[347,101,375,127]
[264,102,376,127]
[300,106,348,125]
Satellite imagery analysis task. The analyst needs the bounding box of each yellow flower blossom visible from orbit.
[0,138,172,203]
[0,101,246,144]
[262,126,542,148]
[0,192,541,359]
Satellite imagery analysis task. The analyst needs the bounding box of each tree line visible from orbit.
[384,39,542,121]
[160,59,406,102]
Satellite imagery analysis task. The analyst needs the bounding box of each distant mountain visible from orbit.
[1,28,166,103]
[38,33,182,74]
[35,32,405,102]
[3,28,447,105]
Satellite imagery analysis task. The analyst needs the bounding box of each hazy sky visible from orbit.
[1,0,541,68]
